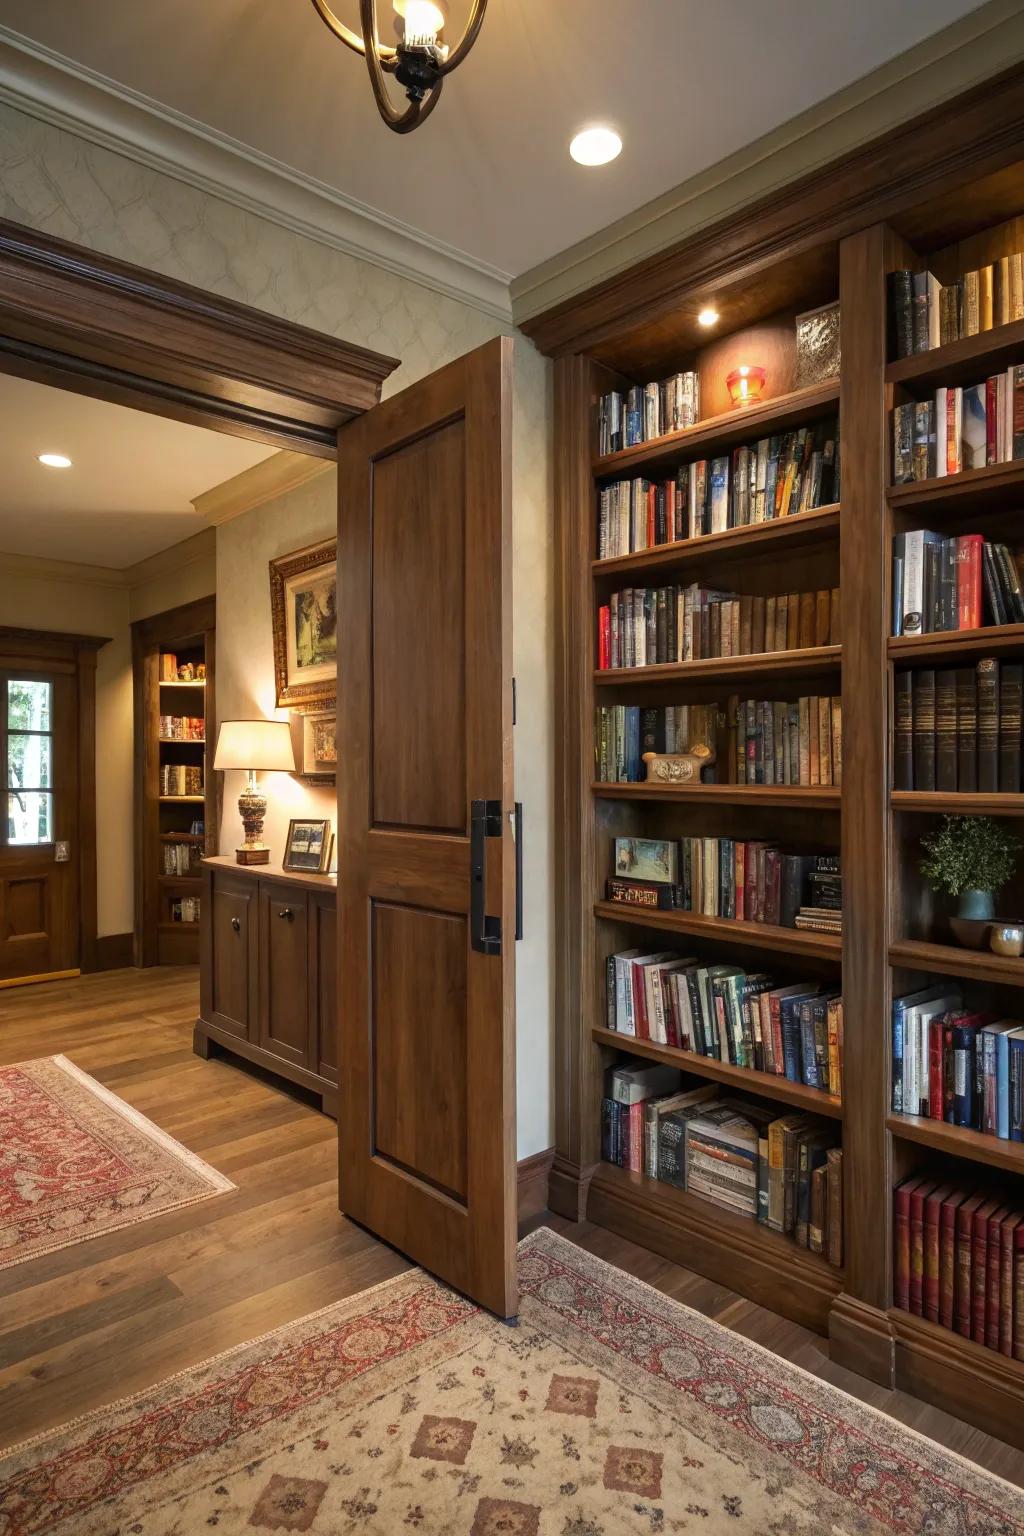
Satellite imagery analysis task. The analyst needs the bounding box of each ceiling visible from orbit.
[0,0,987,279]
[0,373,272,568]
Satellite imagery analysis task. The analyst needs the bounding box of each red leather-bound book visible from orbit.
[598,606,611,670]
[909,1179,937,1316]
[893,1176,925,1312]
[955,1192,985,1338]
[987,1204,1011,1351]
[1014,1222,1024,1362]
[927,1018,945,1119]
[971,1196,1001,1343]
[940,1189,968,1330]
[1000,1212,1023,1356]
[956,534,984,631]
[923,1184,953,1323]
[631,963,649,1042]
[986,376,998,465]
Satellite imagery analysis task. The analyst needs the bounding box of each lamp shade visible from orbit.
[214,718,295,773]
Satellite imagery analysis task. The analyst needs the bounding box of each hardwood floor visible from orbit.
[1,966,1022,1490]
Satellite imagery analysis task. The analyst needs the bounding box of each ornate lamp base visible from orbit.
[235,777,270,866]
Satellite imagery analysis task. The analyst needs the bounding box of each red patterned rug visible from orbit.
[0,1054,234,1270]
[0,1227,1020,1534]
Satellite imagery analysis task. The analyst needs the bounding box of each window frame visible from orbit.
[1,673,55,849]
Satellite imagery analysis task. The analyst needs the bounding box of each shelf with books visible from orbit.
[594,644,840,687]
[891,791,1024,816]
[595,900,841,961]
[888,624,1024,662]
[889,938,1024,987]
[886,315,1024,392]
[887,1112,1024,1176]
[593,1025,843,1118]
[592,782,841,809]
[158,794,205,803]
[888,458,1024,515]
[593,380,840,479]
[592,503,840,580]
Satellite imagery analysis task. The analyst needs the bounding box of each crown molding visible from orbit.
[192,451,332,527]
[0,527,216,590]
[512,0,1024,325]
[0,27,514,325]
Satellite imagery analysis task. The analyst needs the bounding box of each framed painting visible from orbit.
[292,708,337,784]
[270,538,337,709]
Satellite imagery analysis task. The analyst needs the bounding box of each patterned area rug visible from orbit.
[1,1229,1021,1534]
[0,1054,234,1270]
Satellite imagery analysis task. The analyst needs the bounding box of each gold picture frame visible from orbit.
[282,817,334,874]
[269,538,337,709]
[290,707,337,784]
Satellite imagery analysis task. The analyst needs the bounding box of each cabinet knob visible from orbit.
[230,917,241,933]
[278,907,294,921]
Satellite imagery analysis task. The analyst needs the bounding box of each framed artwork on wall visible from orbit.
[293,708,337,783]
[269,538,337,709]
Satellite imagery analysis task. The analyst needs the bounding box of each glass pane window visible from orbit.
[8,679,51,733]
[8,732,50,790]
[8,791,52,846]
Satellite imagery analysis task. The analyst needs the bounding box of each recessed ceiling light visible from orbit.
[697,308,720,328]
[569,127,622,167]
[37,453,72,469]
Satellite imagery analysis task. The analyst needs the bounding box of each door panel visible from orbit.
[311,892,338,1084]
[337,336,516,1317]
[208,870,257,1039]
[258,881,310,1068]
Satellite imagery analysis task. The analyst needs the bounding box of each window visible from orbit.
[5,679,53,846]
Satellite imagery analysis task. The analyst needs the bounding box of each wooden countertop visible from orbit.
[202,855,337,893]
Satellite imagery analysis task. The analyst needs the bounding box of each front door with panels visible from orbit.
[337,336,518,1318]
[0,668,78,982]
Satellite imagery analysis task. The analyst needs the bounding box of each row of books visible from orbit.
[610,837,841,931]
[595,422,839,556]
[605,948,843,1091]
[893,660,1021,793]
[893,1174,1024,1357]
[161,842,201,876]
[601,1065,843,1260]
[892,983,1024,1137]
[598,373,700,454]
[597,585,840,670]
[888,259,1024,359]
[892,370,1024,485]
[892,530,1024,636]
[169,896,201,923]
[159,764,203,797]
[158,715,205,741]
[159,654,205,682]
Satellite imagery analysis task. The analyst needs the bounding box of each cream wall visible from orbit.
[0,101,554,1159]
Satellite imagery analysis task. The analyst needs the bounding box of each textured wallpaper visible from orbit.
[0,100,554,1158]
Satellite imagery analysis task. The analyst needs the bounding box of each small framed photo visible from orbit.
[283,817,334,874]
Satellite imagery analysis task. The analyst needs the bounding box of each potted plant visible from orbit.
[920,815,1019,945]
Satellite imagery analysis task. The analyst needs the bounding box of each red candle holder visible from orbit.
[726,365,767,406]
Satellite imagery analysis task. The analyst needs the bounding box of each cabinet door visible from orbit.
[310,891,338,1084]
[204,869,258,1039]
[258,881,311,1069]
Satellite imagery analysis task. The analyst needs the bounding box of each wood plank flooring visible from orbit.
[1,965,1022,1491]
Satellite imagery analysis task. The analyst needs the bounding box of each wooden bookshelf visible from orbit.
[131,596,217,967]
[540,97,1024,1448]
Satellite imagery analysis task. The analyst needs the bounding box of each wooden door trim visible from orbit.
[0,626,109,976]
[0,218,400,457]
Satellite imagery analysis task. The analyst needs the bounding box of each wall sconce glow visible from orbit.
[697,308,720,328]
[37,453,72,469]
[569,127,622,166]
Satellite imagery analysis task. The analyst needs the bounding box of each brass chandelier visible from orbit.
[310,0,488,134]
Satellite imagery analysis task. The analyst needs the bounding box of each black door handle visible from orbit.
[278,908,294,921]
[230,917,241,933]
[470,799,502,955]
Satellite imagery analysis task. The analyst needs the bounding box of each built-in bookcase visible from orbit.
[550,168,1024,1443]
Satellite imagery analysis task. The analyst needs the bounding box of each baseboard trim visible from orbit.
[547,1154,597,1223]
[829,1292,896,1388]
[93,932,134,971]
[517,1148,555,1224]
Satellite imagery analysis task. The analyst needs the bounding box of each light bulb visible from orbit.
[569,127,622,167]
[37,453,72,469]
[394,0,444,45]
[697,308,720,328]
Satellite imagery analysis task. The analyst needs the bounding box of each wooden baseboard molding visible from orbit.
[517,1148,555,1224]
[547,1155,597,1221]
[93,932,134,972]
[889,1308,1024,1449]
[828,1292,895,1388]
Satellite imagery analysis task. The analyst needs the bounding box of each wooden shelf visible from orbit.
[157,921,199,933]
[888,623,1024,662]
[892,790,1024,816]
[593,503,840,580]
[593,1025,842,1117]
[889,938,1024,986]
[594,643,840,687]
[888,458,1024,514]
[158,678,206,687]
[589,1160,842,1335]
[886,316,1024,391]
[157,874,202,889]
[593,379,839,478]
[158,795,205,803]
[157,736,205,744]
[592,781,840,808]
[888,1112,1024,1174]
[595,899,841,960]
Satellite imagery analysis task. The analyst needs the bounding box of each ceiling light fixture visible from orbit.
[37,453,72,469]
[569,127,622,167]
[310,0,487,134]
[697,308,720,328]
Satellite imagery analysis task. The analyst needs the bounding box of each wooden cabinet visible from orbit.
[195,857,337,1114]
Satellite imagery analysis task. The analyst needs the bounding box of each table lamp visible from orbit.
[214,718,296,865]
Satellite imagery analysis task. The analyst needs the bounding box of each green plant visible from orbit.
[919,815,1019,896]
